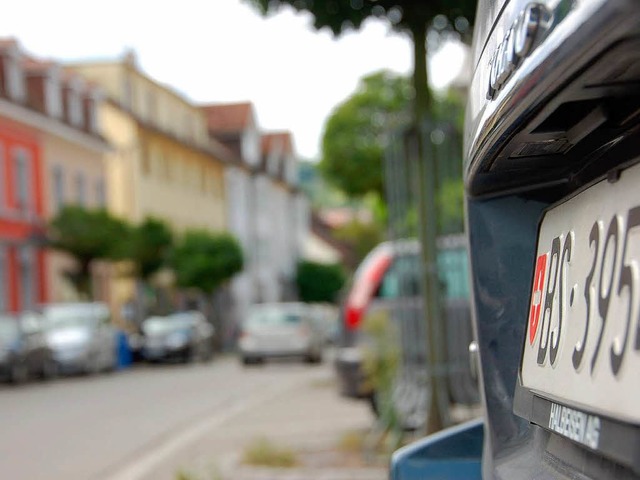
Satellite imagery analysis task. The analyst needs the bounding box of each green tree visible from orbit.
[320,70,411,198]
[437,177,464,235]
[295,260,346,303]
[333,219,384,266]
[129,217,174,280]
[246,0,475,121]
[48,206,131,299]
[124,217,175,320]
[171,230,243,294]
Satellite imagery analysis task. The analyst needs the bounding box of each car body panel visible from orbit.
[0,312,55,382]
[391,418,484,480]
[141,311,214,363]
[41,303,117,374]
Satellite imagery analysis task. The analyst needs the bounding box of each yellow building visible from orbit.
[68,52,230,318]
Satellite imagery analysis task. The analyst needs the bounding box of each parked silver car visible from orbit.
[238,302,324,365]
[42,303,117,375]
[0,312,57,384]
[141,311,215,363]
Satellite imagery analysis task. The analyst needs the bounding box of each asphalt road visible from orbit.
[0,354,375,480]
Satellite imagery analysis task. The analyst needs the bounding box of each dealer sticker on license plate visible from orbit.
[521,162,640,427]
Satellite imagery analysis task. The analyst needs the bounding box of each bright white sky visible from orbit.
[0,0,464,159]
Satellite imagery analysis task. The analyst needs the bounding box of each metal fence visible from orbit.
[383,120,479,428]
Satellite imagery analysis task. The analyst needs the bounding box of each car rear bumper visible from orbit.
[52,349,90,373]
[239,346,311,358]
[334,347,372,399]
[142,345,189,361]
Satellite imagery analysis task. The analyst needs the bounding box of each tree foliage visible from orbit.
[129,217,174,280]
[332,219,384,266]
[171,231,243,294]
[245,0,475,119]
[48,206,131,298]
[320,70,411,198]
[295,260,346,303]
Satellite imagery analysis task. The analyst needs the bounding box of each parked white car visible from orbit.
[238,303,324,365]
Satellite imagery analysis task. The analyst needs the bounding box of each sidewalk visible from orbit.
[138,362,388,480]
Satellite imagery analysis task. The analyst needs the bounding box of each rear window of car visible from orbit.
[377,254,420,299]
[143,316,193,334]
[245,309,302,328]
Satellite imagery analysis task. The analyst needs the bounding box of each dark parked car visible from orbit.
[392,0,640,478]
[141,311,215,363]
[0,312,56,384]
[335,238,477,429]
[42,303,117,375]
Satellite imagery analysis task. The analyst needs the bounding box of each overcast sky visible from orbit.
[1,0,464,159]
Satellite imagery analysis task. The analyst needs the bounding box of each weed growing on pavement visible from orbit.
[174,467,222,480]
[174,470,199,480]
[338,430,366,453]
[242,437,298,468]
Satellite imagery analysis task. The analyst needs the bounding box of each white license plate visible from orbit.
[521,161,640,425]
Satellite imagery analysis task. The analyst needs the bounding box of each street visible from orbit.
[0,353,379,480]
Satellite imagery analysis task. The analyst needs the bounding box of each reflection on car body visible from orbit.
[42,302,117,375]
[392,0,640,478]
[238,302,324,365]
[0,311,56,384]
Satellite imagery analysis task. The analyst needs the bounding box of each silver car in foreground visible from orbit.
[42,303,117,375]
[238,303,324,365]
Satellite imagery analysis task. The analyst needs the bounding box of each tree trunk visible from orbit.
[410,21,446,435]
[77,259,93,301]
[410,22,432,124]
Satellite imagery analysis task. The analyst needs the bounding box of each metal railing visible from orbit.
[383,121,478,431]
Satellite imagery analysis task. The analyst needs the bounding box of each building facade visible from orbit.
[0,39,109,312]
[202,103,309,328]
[68,52,230,320]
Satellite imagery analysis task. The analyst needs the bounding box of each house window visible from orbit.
[13,148,32,214]
[0,245,7,312]
[86,98,99,133]
[67,89,83,127]
[76,172,86,206]
[52,165,65,212]
[95,178,106,207]
[18,247,36,311]
[45,72,63,118]
[6,54,26,102]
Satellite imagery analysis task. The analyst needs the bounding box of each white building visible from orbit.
[201,103,309,331]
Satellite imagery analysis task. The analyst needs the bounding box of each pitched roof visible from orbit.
[0,38,18,49]
[22,57,56,72]
[261,131,293,155]
[200,102,254,134]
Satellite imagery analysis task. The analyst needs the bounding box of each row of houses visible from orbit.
[0,39,310,336]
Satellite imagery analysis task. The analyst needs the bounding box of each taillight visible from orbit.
[343,249,392,331]
[345,306,363,330]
